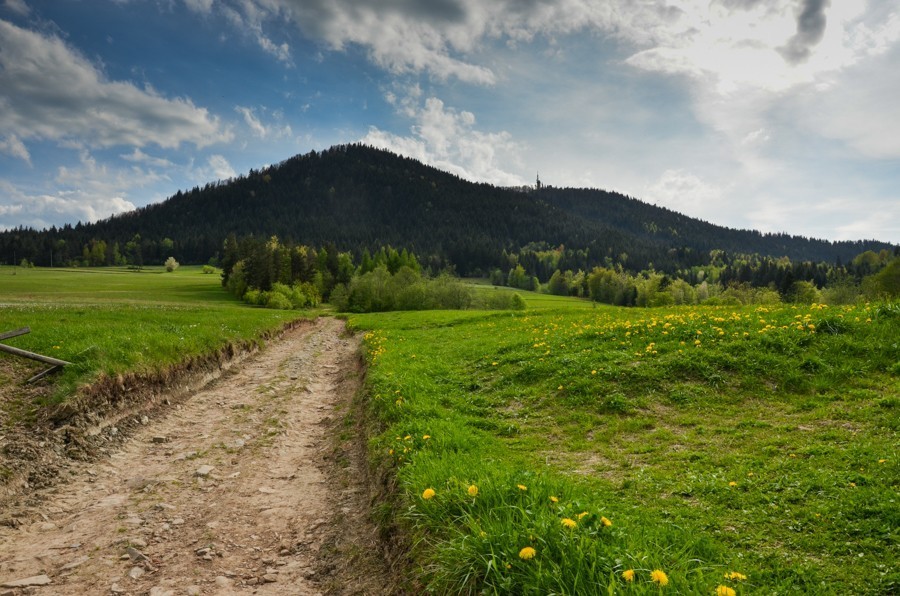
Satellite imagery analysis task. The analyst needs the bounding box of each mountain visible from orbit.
[1,144,895,276]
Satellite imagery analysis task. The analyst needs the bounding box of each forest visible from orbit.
[1,144,896,295]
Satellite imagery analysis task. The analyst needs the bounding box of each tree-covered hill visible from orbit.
[1,144,894,276]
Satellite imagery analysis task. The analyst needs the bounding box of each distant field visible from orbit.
[0,266,305,405]
[349,298,899,594]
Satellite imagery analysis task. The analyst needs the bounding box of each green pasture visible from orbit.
[0,266,305,405]
[349,298,899,594]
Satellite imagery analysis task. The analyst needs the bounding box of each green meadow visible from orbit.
[349,294,899,594]
[2,268,897,593]
[0,266,304,405]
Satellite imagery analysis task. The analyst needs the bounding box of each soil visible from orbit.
[0,317,398,595]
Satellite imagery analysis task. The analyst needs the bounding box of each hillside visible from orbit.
[1,144,894,275]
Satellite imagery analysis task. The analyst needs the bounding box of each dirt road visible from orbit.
[0,318,393,595]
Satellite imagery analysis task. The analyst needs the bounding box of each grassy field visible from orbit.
[0,266,306,408]
[349,294,899,594]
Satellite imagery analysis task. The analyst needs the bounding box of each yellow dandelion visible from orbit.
[622,569,635,582]
[651,569,669,586]
[517,484,527,491]
[421,488,436,500]
[724,571,747,581]
[549,495,559,503]
[468,484,478,497]
[600,516,612,527]
[518,546,536,560]
[561,517,577,529]
[716,586,736,596]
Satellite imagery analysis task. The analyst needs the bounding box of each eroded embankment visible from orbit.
[0,318,312,520]
[0,317,399,594]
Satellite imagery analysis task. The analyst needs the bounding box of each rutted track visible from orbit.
[0,317,394,595]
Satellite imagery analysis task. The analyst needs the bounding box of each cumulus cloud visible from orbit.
[361,93,523,186]
[0,19,231,152]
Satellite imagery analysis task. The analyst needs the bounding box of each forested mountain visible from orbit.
[1,144,895,277]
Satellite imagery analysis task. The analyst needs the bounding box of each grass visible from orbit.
[0,266,308,408]
[349,296,899,594]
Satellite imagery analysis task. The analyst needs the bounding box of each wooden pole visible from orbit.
[0,327,30,341]
[0,342,71,367]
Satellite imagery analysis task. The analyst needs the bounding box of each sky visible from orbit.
[0,0,898,244]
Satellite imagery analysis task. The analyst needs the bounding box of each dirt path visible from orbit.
[0,318,393,595]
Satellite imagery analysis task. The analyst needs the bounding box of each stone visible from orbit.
[195,465,214,477]
[60,556,90,570]
[1,575,52,588]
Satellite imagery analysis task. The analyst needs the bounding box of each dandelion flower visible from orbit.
[421,488,436,500]
[561,518,577,529]
[651,569,669,586]
[724,571,747,581]
[518,546,536,560]
[549,496,559,503]
[517,484,527,491]
[622,569,635,582]
[601,516,612,527]
[468,485,478,497]
[716,586,736,596]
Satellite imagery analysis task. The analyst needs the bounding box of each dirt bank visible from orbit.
[0,317,396,595]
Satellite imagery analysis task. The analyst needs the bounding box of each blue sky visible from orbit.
[1,0,898,244]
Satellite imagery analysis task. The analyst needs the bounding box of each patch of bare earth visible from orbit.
[0,317,396,595]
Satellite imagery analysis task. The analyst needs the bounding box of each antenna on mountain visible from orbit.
[535,172,542,191]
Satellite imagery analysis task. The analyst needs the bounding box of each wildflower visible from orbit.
[517,484,527,491]
[518,546,536,560]
[422,488,436,500]
[601,516,612,527]
[468,484,478,497]
[729,481,737,487]
[716,586,736,596]
[724,571,747,581]
[651,569,669,586]
[622,569,635,582]
[561,517,577,529]
[549,495,559,503]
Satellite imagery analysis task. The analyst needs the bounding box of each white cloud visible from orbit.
[0,134,30,164]
[206,154,236,180]
[645,169,728,221]
[3,0,28,16]
[119,148,175,168]
[0,19,231,152]
[183,0,214,14]
[362,93,523,187]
